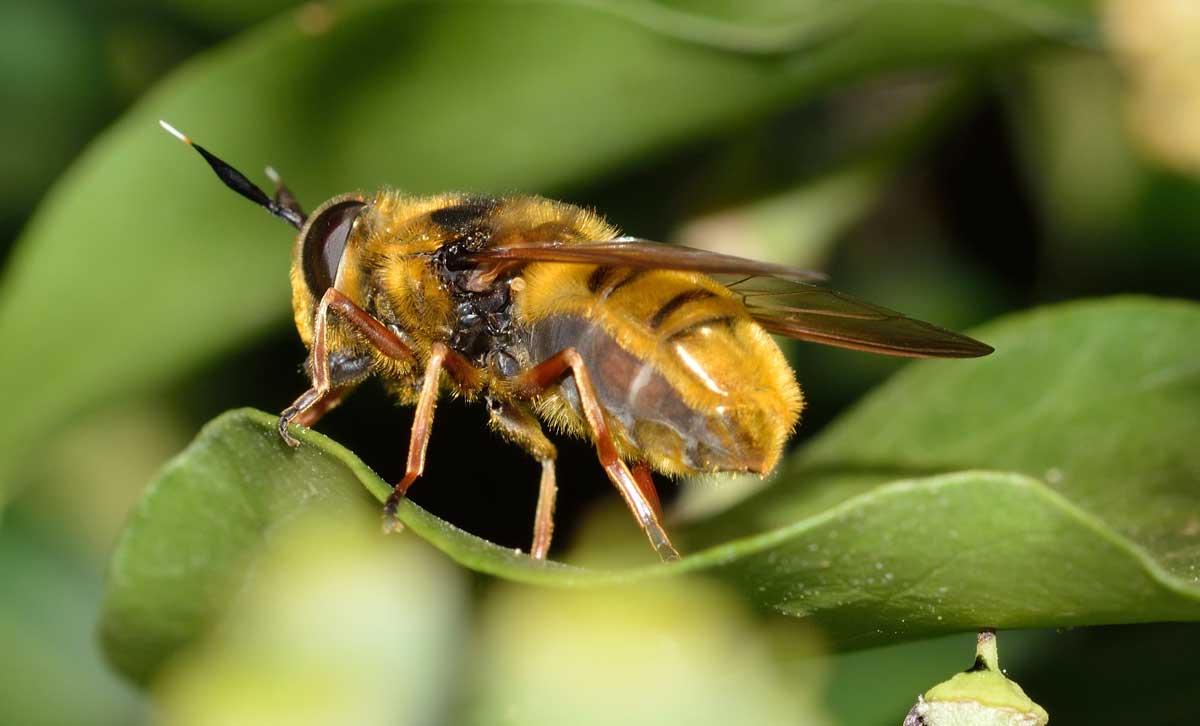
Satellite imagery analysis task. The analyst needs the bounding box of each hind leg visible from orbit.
[513,348,679,562]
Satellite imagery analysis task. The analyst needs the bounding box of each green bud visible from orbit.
[903,630,1048,726]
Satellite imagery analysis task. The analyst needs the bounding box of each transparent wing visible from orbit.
[467,236,827,281]
[723,275,993,358]
[468,237,991,358]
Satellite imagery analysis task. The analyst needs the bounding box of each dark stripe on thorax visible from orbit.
[649,289,716,330]
[429,196,499,232]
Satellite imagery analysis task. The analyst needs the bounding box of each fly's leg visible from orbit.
[514,348,680,562]
[382,342,479,530]
[293,385,353,428]
[381,343,445,526]
[278,287,416,447]
[276,290,482,532]
[532,462,557,560]
[487,398,558,560]
[631,462,664,523]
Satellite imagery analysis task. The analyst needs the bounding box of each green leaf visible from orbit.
[101,297,1200,684]
[0,0,1093,500]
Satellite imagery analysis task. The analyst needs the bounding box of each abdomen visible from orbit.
[519,264,803,477]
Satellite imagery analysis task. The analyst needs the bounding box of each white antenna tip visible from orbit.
[158,119,191,145]
[264,166,282,184]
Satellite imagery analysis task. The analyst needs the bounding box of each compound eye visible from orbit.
[301,200,366,296]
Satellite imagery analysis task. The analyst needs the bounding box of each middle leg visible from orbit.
[381,342,480,529]
[487,398,558,560]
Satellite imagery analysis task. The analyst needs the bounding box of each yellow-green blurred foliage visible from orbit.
[154,515,467,726]
[1106,0,1200,173]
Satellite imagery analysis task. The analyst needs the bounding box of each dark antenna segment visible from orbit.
[159,120,306,229]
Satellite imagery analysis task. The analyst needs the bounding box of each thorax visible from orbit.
[355,193,614,378]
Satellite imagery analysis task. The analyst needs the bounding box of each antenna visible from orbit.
[159,120,305,229]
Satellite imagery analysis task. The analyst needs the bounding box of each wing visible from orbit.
[725,275,993,358]
[468,237,992,358]
[467,236,827,282]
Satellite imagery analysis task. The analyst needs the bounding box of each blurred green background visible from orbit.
[2,0,1199,724]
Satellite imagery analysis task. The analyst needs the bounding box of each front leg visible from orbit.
[293,384,353,428]
[278,380,359,447]
[278,287,417,447]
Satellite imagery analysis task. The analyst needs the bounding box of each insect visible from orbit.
[162,121,992,562]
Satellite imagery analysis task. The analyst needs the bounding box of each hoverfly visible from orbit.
[162,121,992,562]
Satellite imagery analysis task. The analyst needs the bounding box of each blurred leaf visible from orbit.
[463,579,829,726]
[1010,52,1142,244]
[102,298,1200,685]
[1105,0,1200,175]
[0,0,1095,501]
[673,74,979,269]
[0,513,145,725]
[674,158,889,267]
[1008,50,1200,299]
[0,1,109,221]
[21,403,191,560]
[161,0,304,33]
[153,515,467,726]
